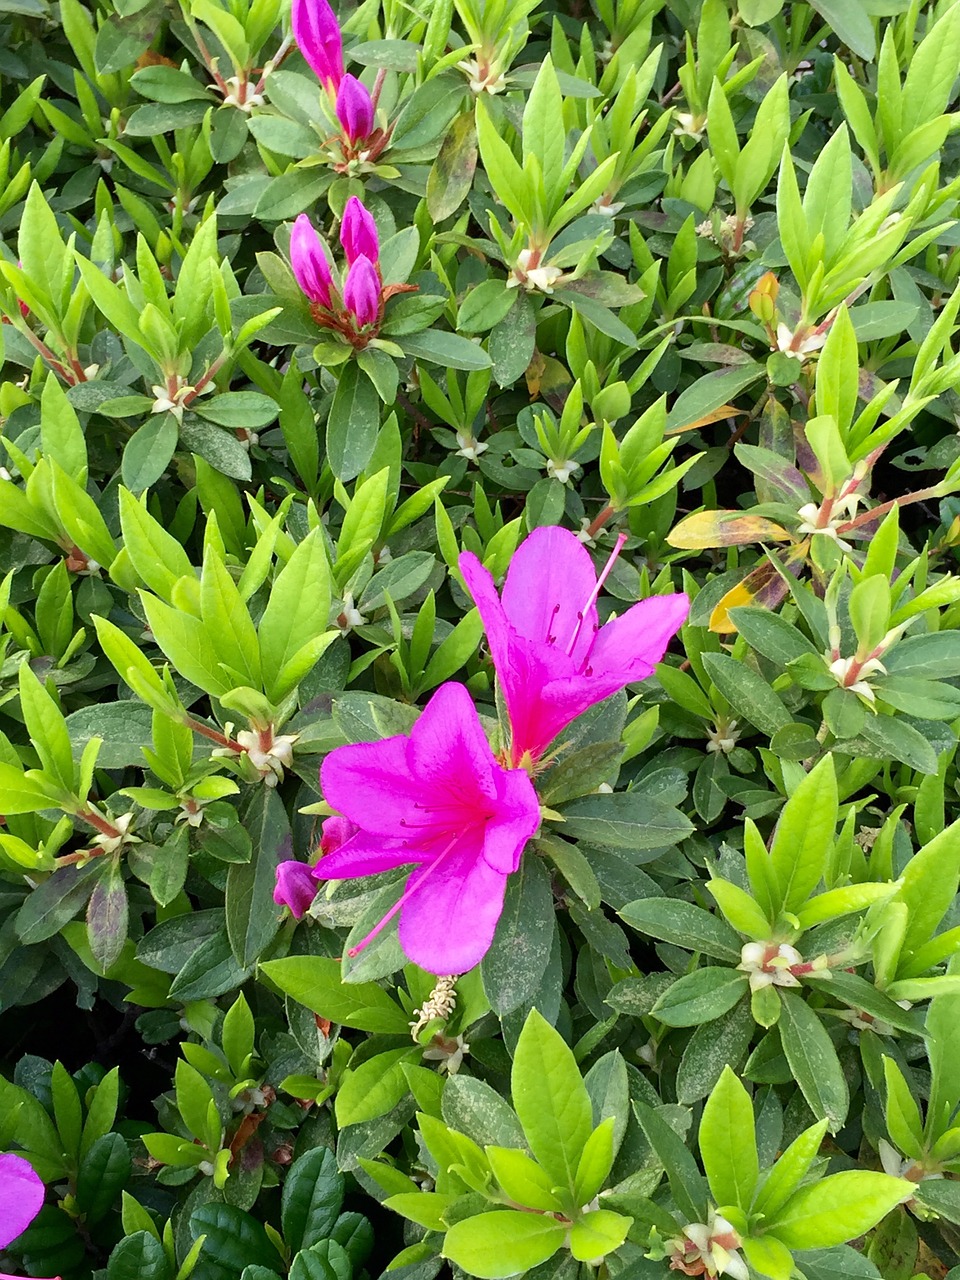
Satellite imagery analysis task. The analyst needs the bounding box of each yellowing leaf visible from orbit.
[669,510,792,550]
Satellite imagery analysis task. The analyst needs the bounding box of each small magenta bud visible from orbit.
[343,254,380,328]
[335,73,375,145]
[340,196,379,266]
[289,214,333,308]
[291,0,344,92]
[273,860,318,919]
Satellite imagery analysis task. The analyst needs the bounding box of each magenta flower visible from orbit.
[290,214,333,308]
[340,196,379,266]
[314,682,540,974]
[460,527,689,766]
[0,1152,46,1261]
[336,74,375,146]
[273,861,318,919]
[342,254,380,327]
[291,0,344,92]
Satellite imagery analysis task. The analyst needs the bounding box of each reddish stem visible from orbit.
[585,504,617,538]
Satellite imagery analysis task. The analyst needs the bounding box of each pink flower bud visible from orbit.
[335,74,374,146]
[291,0,344,92]
[290,214,333,308]
[340,196,379,267]
[342,254,380,328]
[319,815,359,854]
[273,860,318,919]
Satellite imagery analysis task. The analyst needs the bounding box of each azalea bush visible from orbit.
[6,0,960,1277]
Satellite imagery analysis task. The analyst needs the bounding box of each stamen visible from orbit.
[346,836,459,958]
[545,603,561,644]
[565,532,627,657]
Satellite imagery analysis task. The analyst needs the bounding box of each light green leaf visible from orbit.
[512,1008,593,1192]
[699,1066,759,1210]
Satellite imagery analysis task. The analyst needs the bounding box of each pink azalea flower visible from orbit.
[291,0,344,92]
[273,861,318,919]
[460,527,689,766]
[314,683,540,974]
[342,254,380,327]
[340,196,379,267]
[0,1152,59,1278]
[289,214,333,308]
[335,74,375,146]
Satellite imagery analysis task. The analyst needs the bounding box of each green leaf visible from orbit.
[190,1204,284,1278]
[51,1060,82,1161]
[892,817,960,963]
[854,713,939,775]
[41,373,86,481]
[260,956,410,1033]
[64,704,154,770]
[486,1145,564,1211]
[327,363,381,483]
[573,1117,616,1205]
[194,391,280,429]
[768,755,838,914]
[87,856,129,971]
[769,1170,911,1248]
[666,365,766,432]
[225,787,290,968]
[924,983,960,1140]
[121,416,179,494]
[522,56,564,203]
[676,999,755,1105]
[634,1101,705,1223]
[882,1058,923,1159]
[481,855,555,1015]
[442,1211,566,1279]
[568,1209,631,1263]
[335,1047,420,1126]
[16,861,103,946]
[0,761,68,813]
[651,968,749,1028]
[753,1118,829,1220]
[619,897,742,962]
[699,1066,759,1209]
[76,1132,132,1224]
[512,1008,593,1192]
[808,0,875,60]
[778,990,848,1133]
[140,592,231,697]
[441,1075,526,1150]
[18,662,75,794]
[107,1232,170,1280]
[701,652,791,737]
[559,792,694,850]
[427,111,478,221]
[199,547,261,688]
[401,329,493,371]
[259,529,333,701]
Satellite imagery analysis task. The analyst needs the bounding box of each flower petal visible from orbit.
[459,551,512,676]
[501,527,599,665]
[313,829,422,879]
[398,837,508,973]
[408,682,496,803]
[0,1152,44,1249]
[586,593,689,683]
[320,734,419,834]
[482,764,540,874]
